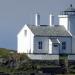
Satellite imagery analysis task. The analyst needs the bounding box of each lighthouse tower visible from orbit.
[58,4,75,53]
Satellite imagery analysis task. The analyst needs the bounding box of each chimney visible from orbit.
[49,14,54,26]
[58,15,69,30]
[35,13,40,26]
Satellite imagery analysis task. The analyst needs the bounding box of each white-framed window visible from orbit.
[25,30,27,36]
[38,41,42,49]
[62,42,66,50]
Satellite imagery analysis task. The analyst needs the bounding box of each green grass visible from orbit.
[0,48,75,74]
[0,48,16,57]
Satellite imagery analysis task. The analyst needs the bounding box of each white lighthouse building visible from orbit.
[17,4,75,60]
[58,4,75,53]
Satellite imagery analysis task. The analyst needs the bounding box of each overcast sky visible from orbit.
[0,0,75,50]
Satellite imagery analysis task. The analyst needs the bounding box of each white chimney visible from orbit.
[35,13,40,26]
[58,15,69,30]
[49,14,54,26]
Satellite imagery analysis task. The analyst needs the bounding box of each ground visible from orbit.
[0,48,75,75]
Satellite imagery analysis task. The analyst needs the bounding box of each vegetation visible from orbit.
[0,48,75,75]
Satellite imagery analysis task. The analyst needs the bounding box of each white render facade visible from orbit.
[17,25,34,53]
[17,4,75,60]
[33,36,72,54]
[17,24,72,55]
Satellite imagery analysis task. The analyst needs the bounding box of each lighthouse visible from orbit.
[58,4,75,53]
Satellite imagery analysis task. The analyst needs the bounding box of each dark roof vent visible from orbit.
[54,25,59,27]
[40,25,48,26]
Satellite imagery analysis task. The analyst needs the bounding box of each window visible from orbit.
[25,30,27,36]
[62,42,66,49]
[38,41,42,49]
[53,44,58,47]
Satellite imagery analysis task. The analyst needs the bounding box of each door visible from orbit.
[52,43,59,54]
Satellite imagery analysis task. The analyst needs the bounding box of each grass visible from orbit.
[0,48,16,57]
[0,48,75,74]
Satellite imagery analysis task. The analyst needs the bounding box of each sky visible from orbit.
[0,0,75,50]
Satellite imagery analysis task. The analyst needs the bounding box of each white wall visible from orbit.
[27,54,59,60]
[69,15,75,53]
[68,55,75,60]
[72,37,75,53]
[58,15,75,54]
[69,16,75,35]
[49,37,72,54]
[17,24,34,53]
[57,37,72,54]
[33,36,71,54]
[50,37,71,54]
[34,37,49,53]
[58,15,69,30]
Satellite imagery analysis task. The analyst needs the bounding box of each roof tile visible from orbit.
[27,25,71,37]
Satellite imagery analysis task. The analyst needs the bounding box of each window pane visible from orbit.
[38,41,42,49]
[62,42,66,49]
